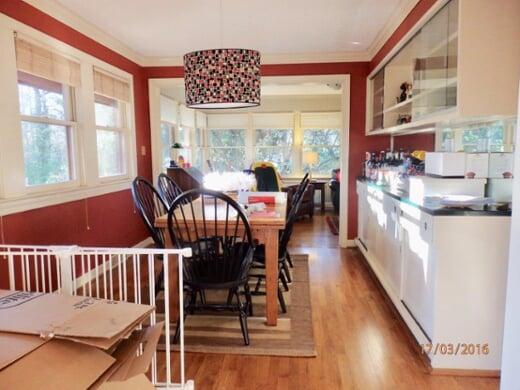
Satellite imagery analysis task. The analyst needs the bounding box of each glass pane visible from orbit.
[208,129,246,147]
[193,147,204,171]
[21,121,71,186]
[177,126,187,146]
[97,130,125,177]
[195,128,203,146]
[18,74,65,120]
[303,146,340,175]
[95,94,120,127]
[255,147,293,175]
[161,122,171,167]
[209,148,245,172]
[255,129,293,146]
[303,129,340,146]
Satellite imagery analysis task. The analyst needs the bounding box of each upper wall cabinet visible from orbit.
[366,0,520,136]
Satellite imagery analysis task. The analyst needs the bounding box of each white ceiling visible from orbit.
[54,0,405,58]
[159,75,345,102]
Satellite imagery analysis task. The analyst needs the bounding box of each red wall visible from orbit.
[0,0,149,249]
[0,0,439,248]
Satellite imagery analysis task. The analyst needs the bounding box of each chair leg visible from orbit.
[282,261,292,283]
[235,292,250,345]
[199,289,207,305]
[286,252,294,268]
[279,269,290,292]
[244,283,253,317]
[154,267,164,298]
[254,277,262,293]
[226,289,235,305]
[278,286,287,314]
[173,291,191,344]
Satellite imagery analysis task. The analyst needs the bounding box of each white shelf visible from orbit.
[380,77,457,116]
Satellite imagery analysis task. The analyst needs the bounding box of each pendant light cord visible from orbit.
[219,0,223,47]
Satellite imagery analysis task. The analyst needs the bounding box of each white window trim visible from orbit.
[0,18,137,217]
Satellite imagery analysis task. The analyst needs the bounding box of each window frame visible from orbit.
[254,128,294,176]
[17,71,81,194]
[207,128,248,172]
[94,93,132,181]
[301,127,342,176]
[0,28,137,217]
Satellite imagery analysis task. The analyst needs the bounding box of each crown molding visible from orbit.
[140,51,371,67]
[22,0,146,65]
[367,0,421,59]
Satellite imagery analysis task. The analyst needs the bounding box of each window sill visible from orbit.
[0,179,132,217]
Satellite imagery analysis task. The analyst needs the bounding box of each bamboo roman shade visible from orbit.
[15,37,81,87]
[93,69,131,102]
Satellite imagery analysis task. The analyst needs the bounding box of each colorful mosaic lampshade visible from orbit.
[183,48,261,109]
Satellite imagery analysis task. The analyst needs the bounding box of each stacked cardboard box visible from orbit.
[0,289,162,389]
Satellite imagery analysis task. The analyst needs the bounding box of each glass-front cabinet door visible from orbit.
[367,0,459,132]
[412,0,458,119]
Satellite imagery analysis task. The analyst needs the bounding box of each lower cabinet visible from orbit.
[356,180,510,371]
[400,212,435,339]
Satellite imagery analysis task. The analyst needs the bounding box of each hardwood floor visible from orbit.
[159,213,500,389]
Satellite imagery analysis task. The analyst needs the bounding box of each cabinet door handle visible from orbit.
[424,222,428,231]
[400,210,403,216]
[393,206,397,212]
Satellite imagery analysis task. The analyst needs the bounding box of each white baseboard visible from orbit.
[346,239,357,247]
[73,236,153,290]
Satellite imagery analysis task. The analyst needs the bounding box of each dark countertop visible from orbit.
[357,178,512,217]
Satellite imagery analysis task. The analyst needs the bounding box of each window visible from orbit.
[208,129,246,171]
[160,122,174,167]
[302,128,341,174]
[255,129,293,175]
[441,121,514,153]
[191,128,205,171]
[95,94,127,177]
[17,71,75,187]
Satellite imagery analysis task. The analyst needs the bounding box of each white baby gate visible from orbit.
[0,244,194,390]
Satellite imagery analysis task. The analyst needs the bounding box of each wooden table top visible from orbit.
[155,192,287,230]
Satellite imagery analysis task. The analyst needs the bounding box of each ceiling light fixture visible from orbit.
[183,0,261,109]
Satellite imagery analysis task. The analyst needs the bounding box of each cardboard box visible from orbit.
[0,335,116,389]
[0,289,154,349]
[0,290,162,389]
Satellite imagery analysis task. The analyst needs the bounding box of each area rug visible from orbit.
[156,254,316,357]
[325,215,339,235]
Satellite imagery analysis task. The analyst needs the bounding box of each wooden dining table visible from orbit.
[154,192,287,326]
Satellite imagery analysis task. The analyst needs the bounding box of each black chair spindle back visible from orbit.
[131,177,168,248]
[167,189,254,289]
[157,173,183,207]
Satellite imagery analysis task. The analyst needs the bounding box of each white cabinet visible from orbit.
[366,0,520,136]
[382,195,402,296]
[355,180,510,371]
[400,208,435,339]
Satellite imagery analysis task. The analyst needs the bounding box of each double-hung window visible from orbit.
[208,129,246,172]
[301,112,342,175]
[255,129,293,175]
[15,38,80,188]
[302,128,341,175]
[93,69,131,178]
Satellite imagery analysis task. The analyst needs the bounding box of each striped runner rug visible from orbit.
[156,254,316,357]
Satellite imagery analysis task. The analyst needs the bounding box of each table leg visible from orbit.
[164,234,179,324]
[264,229,279,326]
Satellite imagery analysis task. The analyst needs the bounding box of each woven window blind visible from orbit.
[15,37,81,87]
[93,69,131,102]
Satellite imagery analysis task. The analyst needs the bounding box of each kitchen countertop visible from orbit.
[357,178,512,217]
